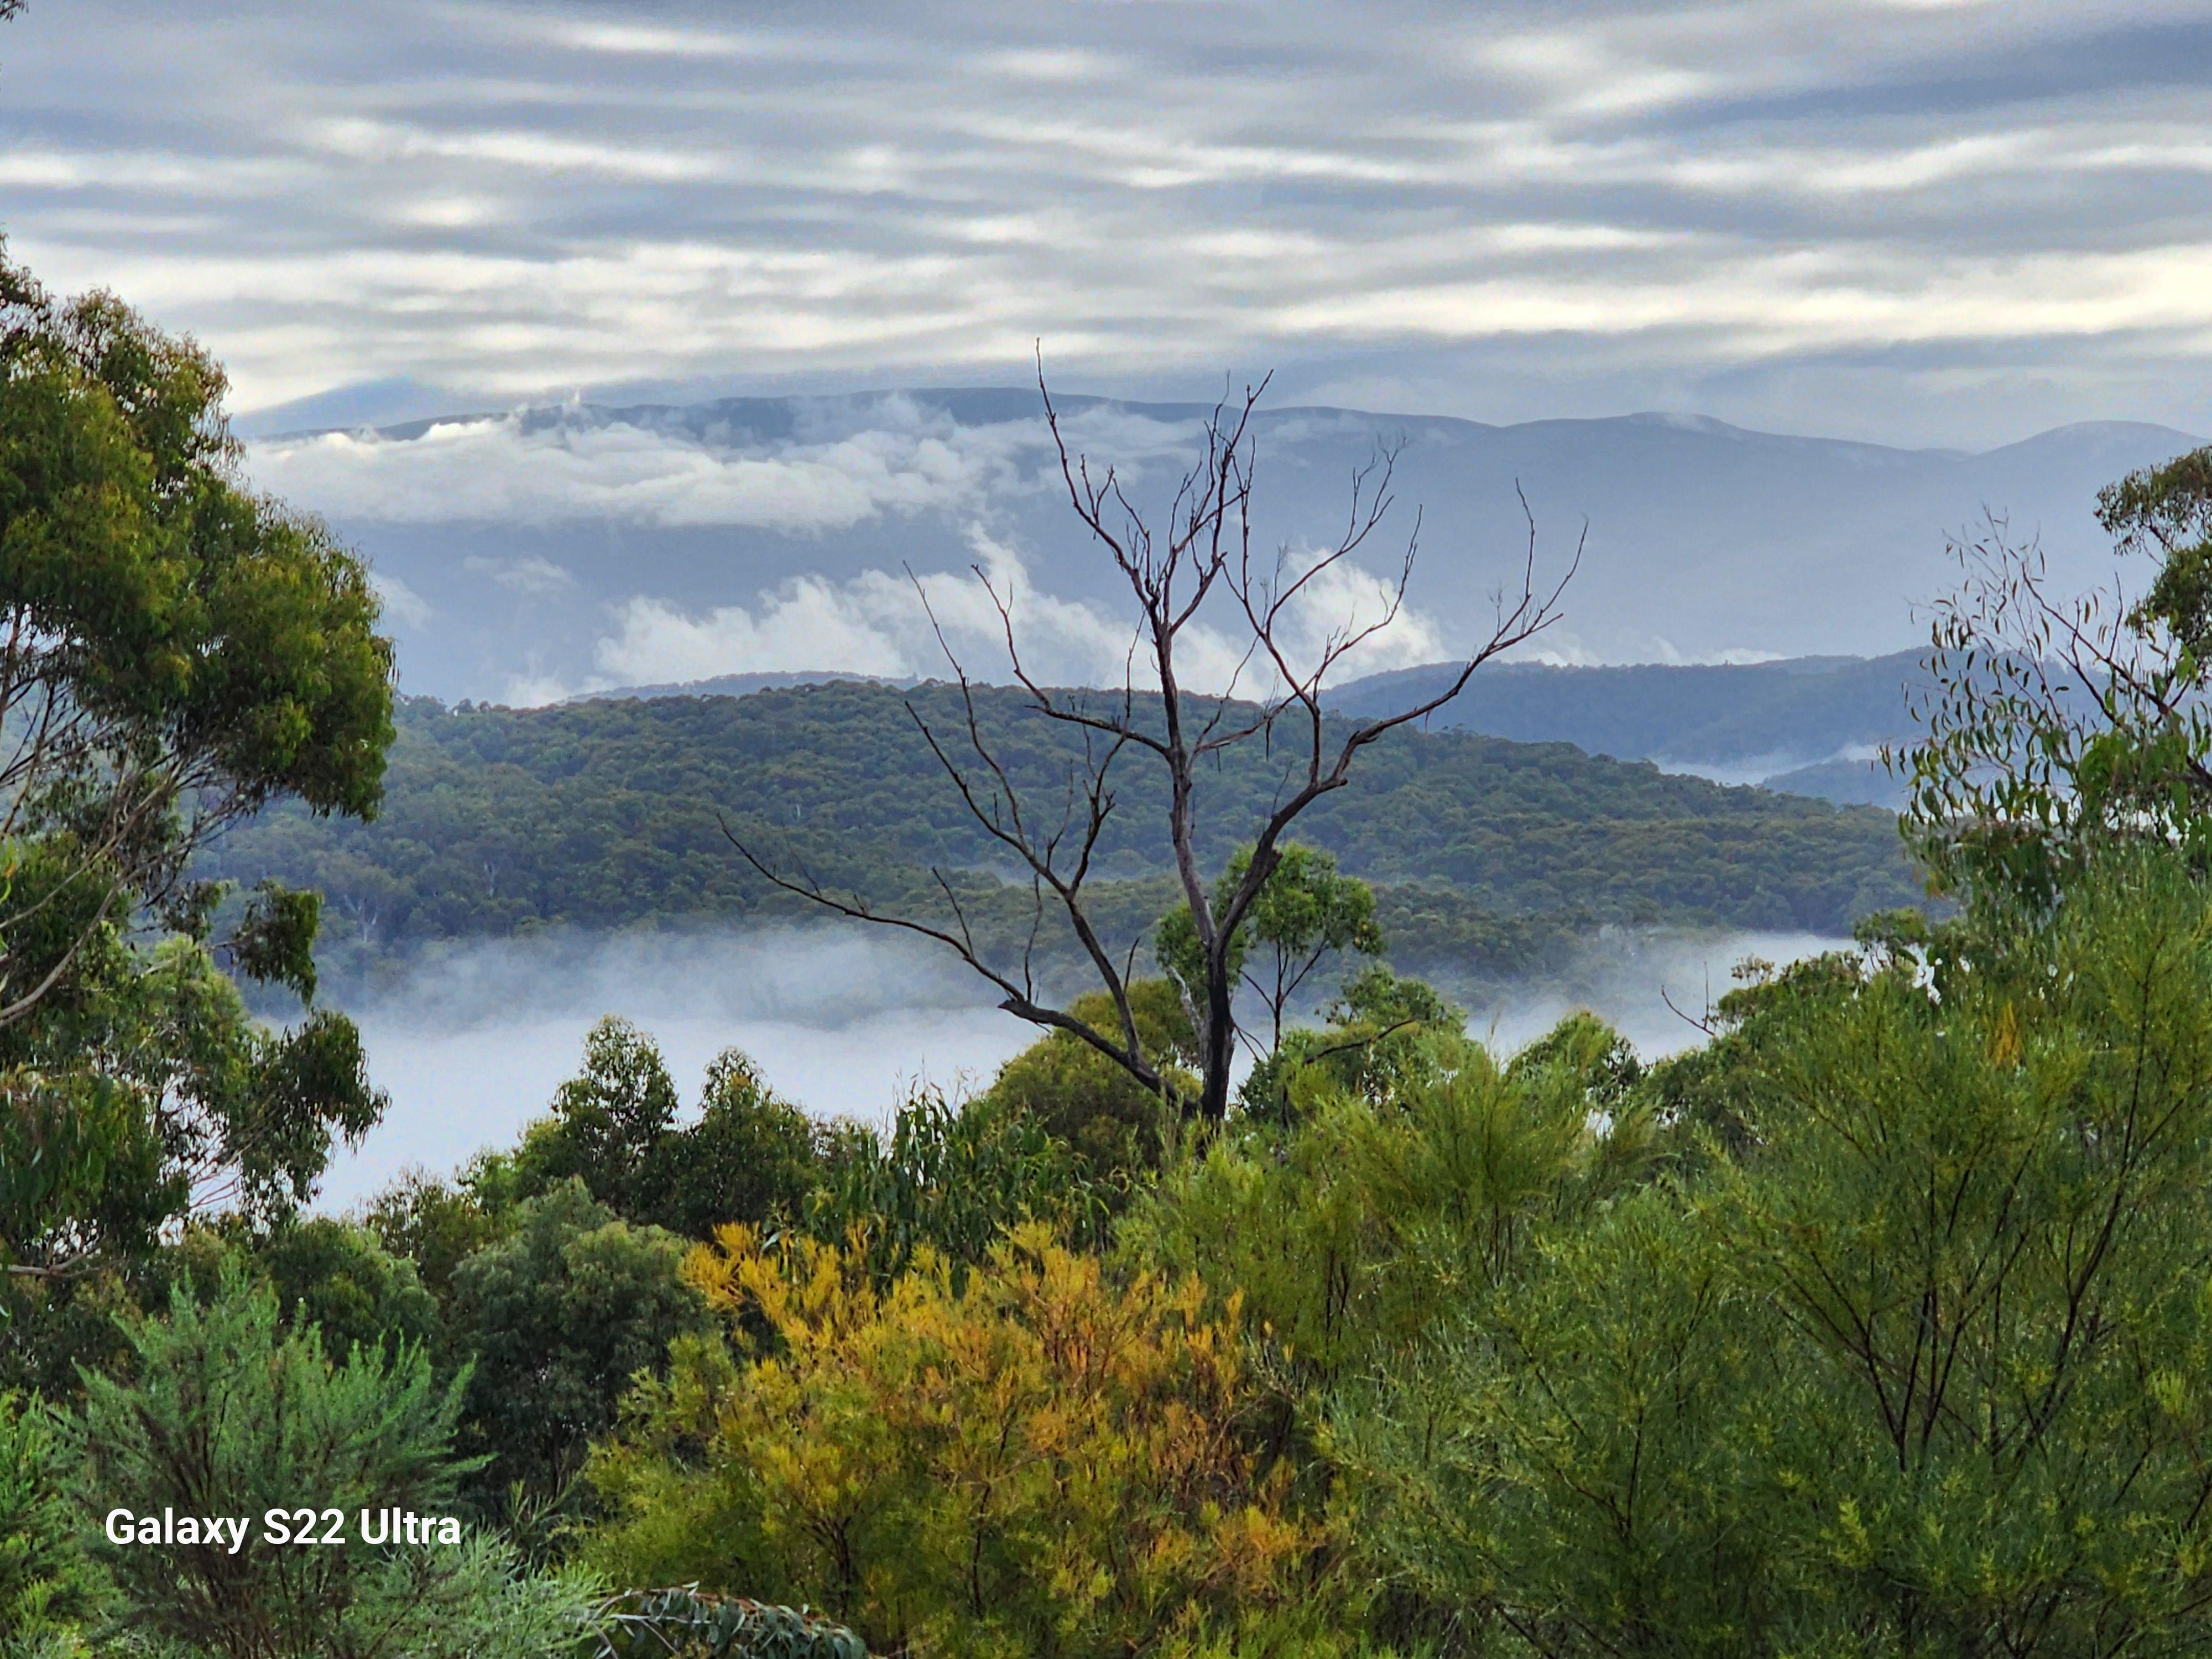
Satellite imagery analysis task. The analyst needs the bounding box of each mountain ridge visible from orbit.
[241,381,2201,460]
[560,650,1932,807]
[236,388,2205,706]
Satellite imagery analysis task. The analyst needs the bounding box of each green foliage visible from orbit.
[2103,446,2212,645]
[1132,1016,1657,1394]
[226,879,325,1004]
[581,1588,867,1659]
[514,1016,683,1216]
[1501,1008,1642,1109]
[0,1269,135,1405]
[978,979,1193,1184]
[1238,966,1464,1121]
[0,246,392,1002]
[508,1022,823,1241]
[637,1051,823,1242]
[1905,444,2212,906]
[1333,1190,1773,1657]
[78,1269,590,1658]
[148,1217,444,1373]
[1333,851,2212,1655]
[1160,843,1384,1048]
[203,682,1920,990]
[0,1392,98,1653]
[0,931,383,1303]
[451,1180,707,1496]
[0,242,395,1317]
[255,1217,444,1362]
[364,1165,513,1311]
[804,1090,1110,1284]
[1633,943,1886,1165]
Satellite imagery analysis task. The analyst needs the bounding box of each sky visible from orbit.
[6,0,2212,449]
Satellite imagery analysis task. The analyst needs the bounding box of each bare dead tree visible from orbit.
[728,371,1579,1121]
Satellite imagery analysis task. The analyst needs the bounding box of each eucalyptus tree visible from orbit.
[1901,444,2212,907]
[0,247,395,1288]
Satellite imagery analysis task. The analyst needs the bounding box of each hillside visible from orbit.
[580,650,1934,807]
[1330,651,1925,765]
[205,680,1925,994]
[1329,651,1928,804]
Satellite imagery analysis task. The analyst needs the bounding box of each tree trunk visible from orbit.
[1199,965,1237,1121]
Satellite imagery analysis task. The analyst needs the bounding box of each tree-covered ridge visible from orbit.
[1330,648,1928,766]
[204,680,1920,976]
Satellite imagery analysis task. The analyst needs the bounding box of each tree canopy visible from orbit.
[0,244,395,1365]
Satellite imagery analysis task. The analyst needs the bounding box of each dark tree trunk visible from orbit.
[1200,965,1238,1121]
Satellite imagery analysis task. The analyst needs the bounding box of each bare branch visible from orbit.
[727,368,1575,1120]
[718,814,1168,1095]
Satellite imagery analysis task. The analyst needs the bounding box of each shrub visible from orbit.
[804,1091,1108,1285]
[78,1270,593,1658]
[582,1587,866,1659]
[0,1392,97,1656]
[1334,853,2212,1655]
[586,1223,1329,1658]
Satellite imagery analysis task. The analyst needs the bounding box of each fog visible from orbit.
[1459,928,1848,1057]
[318,927,1031,1209]
[314,924,1851,1211]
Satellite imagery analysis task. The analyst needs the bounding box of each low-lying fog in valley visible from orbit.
[316,924,1851,1210]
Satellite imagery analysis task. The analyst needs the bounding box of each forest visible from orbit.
[15,242,2212,1659]
[200,682,1920,998]
[1327,648,1927,768]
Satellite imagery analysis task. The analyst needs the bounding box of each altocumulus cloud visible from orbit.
[5,0,2212,445]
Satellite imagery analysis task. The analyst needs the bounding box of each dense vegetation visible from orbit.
[201,682,1921,995]
[1329,648,1926,765]
[21,231,2212,1658]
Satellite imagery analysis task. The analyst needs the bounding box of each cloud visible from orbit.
[366,570,432,628]
[592,526,1446,696]
[246,400,1041,531]
[465,555,575,594]
[7,0,2212,444]
[243,395,1210,532]
[500,670,576,708]
[309,118,722,182]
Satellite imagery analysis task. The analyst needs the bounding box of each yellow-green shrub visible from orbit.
[586,1223,1330,1659]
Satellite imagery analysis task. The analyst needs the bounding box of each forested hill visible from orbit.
[203,680,1923,986]
[1328,651,1927,794]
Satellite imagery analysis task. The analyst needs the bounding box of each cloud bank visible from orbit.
[246,397,1204,531]
[591,527,1445,696]
[246,397,1448,701]
[6,0,2212,445]
[251,404,1023,533]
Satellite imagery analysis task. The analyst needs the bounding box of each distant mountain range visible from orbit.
[1328,651,1931,806]
[237,387,2200,712]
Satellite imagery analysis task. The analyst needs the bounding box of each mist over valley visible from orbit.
[319,920,1850,1208]
[217,387,2185,1208]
